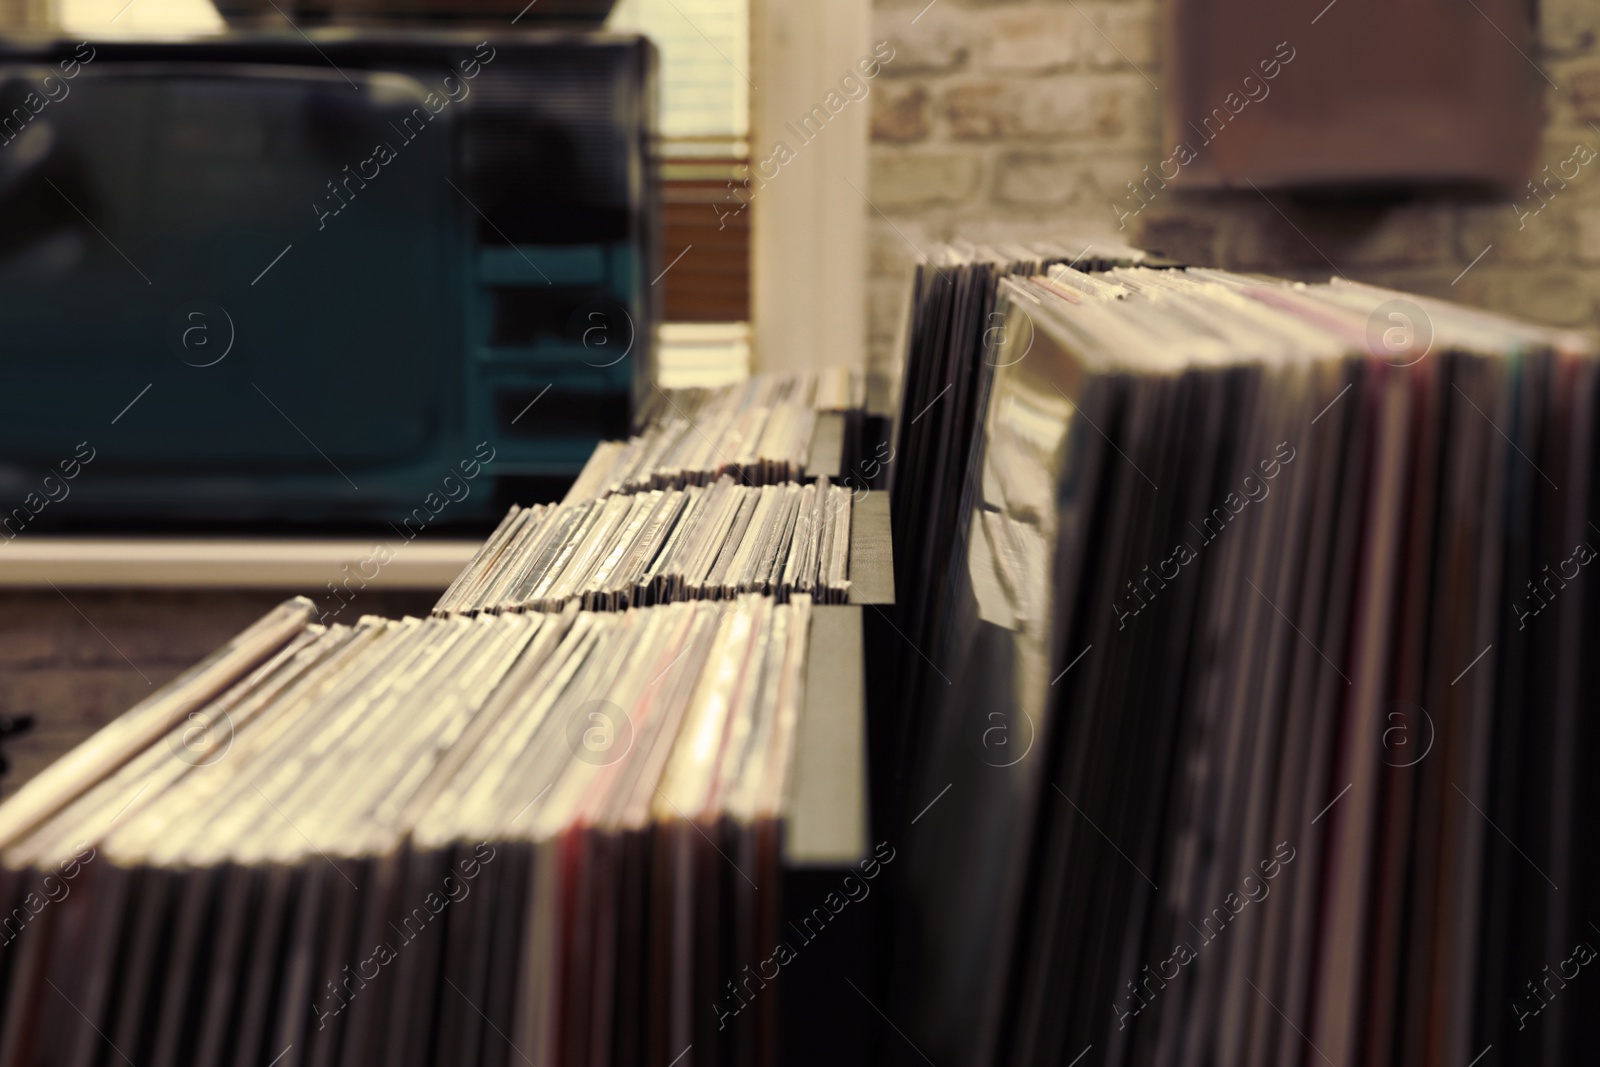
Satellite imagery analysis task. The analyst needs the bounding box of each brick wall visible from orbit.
[0,589,438,798]
[866,0,1600,387]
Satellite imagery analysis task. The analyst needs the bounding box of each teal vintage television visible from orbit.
[0,29,656,528]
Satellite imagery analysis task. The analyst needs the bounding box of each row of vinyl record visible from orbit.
[632,367,864,436]
[583,369,862,499]
[435,475,853,616]
[0,359,871,1067]
[884,243,1600,1067]
[0,592,813,1067]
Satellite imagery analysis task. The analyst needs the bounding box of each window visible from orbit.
[608,0,752,387]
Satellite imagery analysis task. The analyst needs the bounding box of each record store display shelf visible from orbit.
[0,371,891,1067]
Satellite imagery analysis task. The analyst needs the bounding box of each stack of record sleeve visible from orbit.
[0,587,812,1067]
[880,240,1163,824]
[433,368,865,619]
[598,369,863,496]
[884,258,1600,1067]
[435,476,852,615]
[633,367,864,436]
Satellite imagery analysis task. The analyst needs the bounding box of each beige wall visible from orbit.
[866,0,1600,387]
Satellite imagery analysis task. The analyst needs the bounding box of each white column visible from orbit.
[748,0,870,374]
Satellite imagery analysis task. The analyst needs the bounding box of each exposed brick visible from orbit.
[865,368,900,422]
[935,218,1069,257]
[1137,210,1222,266]
[871,150,983,208]
[994,152,1093,207]
[877,7,973,76]
[861,0,1600,403]
[1540,0,1600,53]
[872,83,931,143]
[1522,138,1600,207]
[1079,5,1158,72]
[1081,151,1155,195]
[982,7,1080,74]
[1462,269,1598,327]
[1571,68,1600,125]
[1575,207,1600,260]
[1458,203,1569,264]
[1222,205,1348,275]
[1347,269,1472,319]
[942,81,1008,139]
[1225,201,1449,272]
[1442,270,1489,310]
[867,333,900,392]
[871,219,935,274]
[945,77,1122,140]
[1019,77,1129,139]
[1333,207,1451,269]
[869,276,914,342]
[1098,163,1179,228]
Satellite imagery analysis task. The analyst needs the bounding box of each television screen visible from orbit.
[0,33,655,527]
